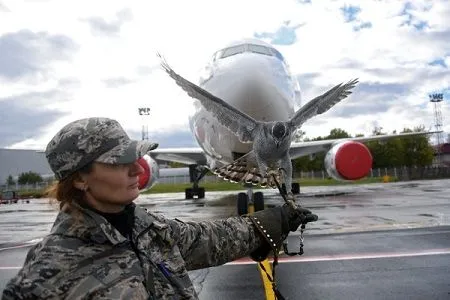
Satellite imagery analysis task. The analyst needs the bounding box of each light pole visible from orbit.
[138,107,151,141]
[429,93,444,165]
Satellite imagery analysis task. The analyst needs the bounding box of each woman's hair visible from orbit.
[45,163,93,214]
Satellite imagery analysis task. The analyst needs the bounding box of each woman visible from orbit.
[2,117,317,299]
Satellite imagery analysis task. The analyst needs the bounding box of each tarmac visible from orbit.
[1,179,450,299]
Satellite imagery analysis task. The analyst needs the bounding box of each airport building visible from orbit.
[0,148,53,186]
[0,148,189,187]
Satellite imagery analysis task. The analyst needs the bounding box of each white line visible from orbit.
[0,244,34,252]
[2,249,450,270]
[227,248,450,265]
[0,267,21,270]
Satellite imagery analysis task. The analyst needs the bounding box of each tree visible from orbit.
[168,162,186,168]
[18,171,43,185]
[293,128,351,171]
[293,125,435,172]
[328,128,351,139]
[292,129,306,142]
[371,126,386,136]
[400,126,435,167]
[6,175,15,186]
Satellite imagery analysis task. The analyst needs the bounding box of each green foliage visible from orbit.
[141,176,389,194]
[6,175,15,186]
[18,171,43,185]
[168,162,187,168]
[292,129,306,142]
[293,126,435,171]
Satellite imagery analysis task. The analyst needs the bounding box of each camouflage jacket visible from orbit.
[2,202,264,299]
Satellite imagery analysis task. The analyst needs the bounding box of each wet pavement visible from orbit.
[0,179,450,299]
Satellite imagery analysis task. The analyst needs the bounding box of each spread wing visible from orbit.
[158,54,258,143]
[288,78,359,129]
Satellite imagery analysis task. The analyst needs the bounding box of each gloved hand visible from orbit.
[281,201,318,234]
[247,203,318,261]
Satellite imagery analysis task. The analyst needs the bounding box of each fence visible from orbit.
[2,166,450,192]
[293,166,450,181]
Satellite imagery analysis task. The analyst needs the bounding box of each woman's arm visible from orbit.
[167,216,265,270]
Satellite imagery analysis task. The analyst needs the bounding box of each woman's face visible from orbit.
[79,161,144,213]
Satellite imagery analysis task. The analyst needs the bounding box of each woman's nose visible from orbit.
[131,160,145,175]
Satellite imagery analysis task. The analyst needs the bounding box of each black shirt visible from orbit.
[84,203,135,240]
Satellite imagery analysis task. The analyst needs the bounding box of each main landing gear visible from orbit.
[184,165,209,199]
[236,182,301,216]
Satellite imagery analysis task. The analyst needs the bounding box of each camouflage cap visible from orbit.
[45,117,158,181]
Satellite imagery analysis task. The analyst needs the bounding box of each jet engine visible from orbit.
[324,141,373,181]
[137,154,160,192]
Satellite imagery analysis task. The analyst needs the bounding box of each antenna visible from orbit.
[138,107,151,141]
[429,93,444,165]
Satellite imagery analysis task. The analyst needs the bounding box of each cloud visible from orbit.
[254,21,303,45]
[103,77,135,88]
[341,4,361,22]
[128,129,197,148]
[81,8,133,37]
[1,0,449,152]
[0,90,70,147]
[136,65,159,76]
[0,1,9,12]
[0,30,77,80]
[399,1,432,31]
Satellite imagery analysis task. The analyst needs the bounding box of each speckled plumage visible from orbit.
[159,54,358,195]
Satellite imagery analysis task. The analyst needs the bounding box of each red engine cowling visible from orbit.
[324,141,373,181]
[136,154,160,192]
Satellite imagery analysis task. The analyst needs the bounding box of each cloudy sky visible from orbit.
[0,0,449,150]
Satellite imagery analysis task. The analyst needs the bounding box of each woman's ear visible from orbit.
[73,173,88,191]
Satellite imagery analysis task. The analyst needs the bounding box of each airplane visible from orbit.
[136,38,437,215]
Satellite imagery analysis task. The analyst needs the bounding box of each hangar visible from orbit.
[0,148,53,186]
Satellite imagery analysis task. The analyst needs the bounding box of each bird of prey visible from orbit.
[158,54,358,198]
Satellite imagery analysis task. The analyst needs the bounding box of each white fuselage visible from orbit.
[188,39,301,170]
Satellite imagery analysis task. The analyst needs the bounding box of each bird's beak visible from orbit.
[276,141,280,148]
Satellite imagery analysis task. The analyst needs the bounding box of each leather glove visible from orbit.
[281,202,318,234]
[247,203,318,261]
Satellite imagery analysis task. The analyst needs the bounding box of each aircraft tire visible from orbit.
[197,187,205,199]
[292,182,300,194]
[237,192,248,216]
[253,192,264,211]
[185,188,194,199]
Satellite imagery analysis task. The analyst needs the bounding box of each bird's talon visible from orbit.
[286,192,296,202]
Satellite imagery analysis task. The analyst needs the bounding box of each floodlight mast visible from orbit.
[138,107,151,141]
[429,93,444,165]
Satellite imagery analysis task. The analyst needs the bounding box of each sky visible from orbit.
[0,0,449,150]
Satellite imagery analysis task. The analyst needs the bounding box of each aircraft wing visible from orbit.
[289,131,439,160]
[148,131,438,166]
[149,147,207,165]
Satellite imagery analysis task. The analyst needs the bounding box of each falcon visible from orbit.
[158,54,358,199]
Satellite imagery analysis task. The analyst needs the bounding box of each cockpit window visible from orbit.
[220,45,246,59]
[271,49,285,63]
[248,44,272,56]
[214,43,286,64]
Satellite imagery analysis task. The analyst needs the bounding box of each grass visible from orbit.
[142,176,396,194]
[5,176,397,198]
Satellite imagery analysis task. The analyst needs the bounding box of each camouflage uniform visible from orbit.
[2,117,318,299]
[2,202,264,299]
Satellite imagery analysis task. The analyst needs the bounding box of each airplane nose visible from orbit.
[201,53,295,121]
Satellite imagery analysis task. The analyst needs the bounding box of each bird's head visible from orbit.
[271,122,287,146]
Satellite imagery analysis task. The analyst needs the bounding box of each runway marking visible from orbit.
[248,205,276,299]
[0,267,22,270]
[257,259,275,300]
[227,248,450,265]
[0,239,41,251]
